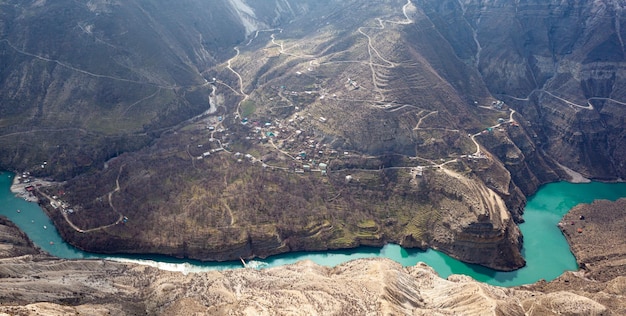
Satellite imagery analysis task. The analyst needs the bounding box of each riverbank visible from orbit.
[0,216,41,258]
[9,172,57,203]
[520,197,626,314]
[1,183,624,314]
[0,211,624,315]
[4,169,626,287]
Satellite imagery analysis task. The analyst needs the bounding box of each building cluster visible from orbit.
[49,195,75,215]
[16,171,33,183]
[194,104,344,176]
[240,115,337,174]
[491,100,505,110]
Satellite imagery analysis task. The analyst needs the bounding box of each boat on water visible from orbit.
[16,209,20,213]
[43,225,47,229]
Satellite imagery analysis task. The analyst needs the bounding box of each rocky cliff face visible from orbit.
[0,216,40,259]
[225,0,334,35]
[421,0,626,180]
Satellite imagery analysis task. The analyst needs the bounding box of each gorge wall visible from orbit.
[421,0,626,180]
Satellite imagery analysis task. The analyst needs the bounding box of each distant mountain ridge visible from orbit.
[0,0,237,178]
[0,0,344,178]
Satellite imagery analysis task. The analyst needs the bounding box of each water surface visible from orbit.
[2,171,626,286]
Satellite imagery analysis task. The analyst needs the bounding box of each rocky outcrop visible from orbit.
[559,198,626,282]
[481,120,564,196]
[426,169,526,270]
[433,220,525,271]
[0,216,40,259]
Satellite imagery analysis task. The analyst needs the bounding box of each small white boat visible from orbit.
[43,225,47,229]
[16,209,21,213]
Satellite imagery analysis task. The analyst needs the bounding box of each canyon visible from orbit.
[1,0,625,276]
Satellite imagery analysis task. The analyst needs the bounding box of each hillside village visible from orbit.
[187,77,517,182]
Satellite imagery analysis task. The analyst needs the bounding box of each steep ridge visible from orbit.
[421,0,626,180]
[225,0,327,34]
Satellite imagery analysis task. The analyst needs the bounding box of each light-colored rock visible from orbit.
[0,255,621,315]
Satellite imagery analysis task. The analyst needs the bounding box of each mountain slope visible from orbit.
[421,0,626,179]
[0,0,244,179]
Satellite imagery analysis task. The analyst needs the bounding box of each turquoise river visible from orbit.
[2,170,626,287]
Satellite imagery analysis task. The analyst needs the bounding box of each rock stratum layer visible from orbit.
[2,210,626,315]
[1,0,624,270]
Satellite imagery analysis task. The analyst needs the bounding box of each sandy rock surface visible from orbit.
[0,256,619,315]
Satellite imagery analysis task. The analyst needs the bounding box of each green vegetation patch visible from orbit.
[241,100,257,117]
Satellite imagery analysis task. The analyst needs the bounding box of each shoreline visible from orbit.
[9,173,57,203]
[556,162,591,183]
